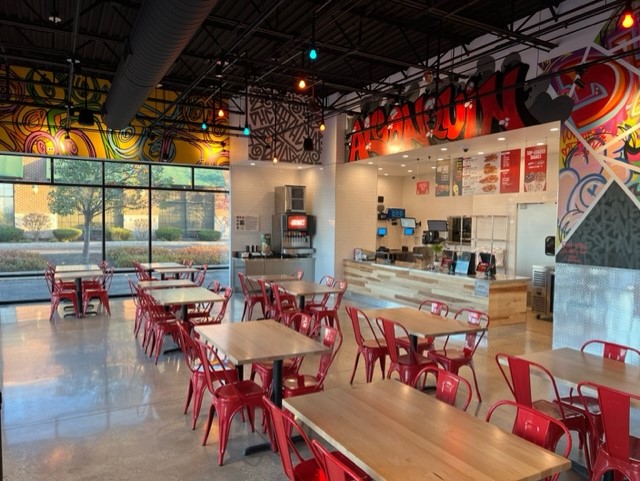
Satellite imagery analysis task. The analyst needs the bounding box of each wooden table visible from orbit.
[363,306,486,354]
[153,266,199,280]
[284,380,571,481]
[137,279,196,290]
[55,264,103,316]
[138,262,183,270]
[247,274,298,283]
[279,280,343,310]
[195,320,329,455]
[148,286,223,321]
[507,347,640,396]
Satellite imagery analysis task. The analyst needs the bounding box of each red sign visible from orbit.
[499,149,521,193]
[286,215,307,230]
[416,181,429,195]
[524,145,548,192]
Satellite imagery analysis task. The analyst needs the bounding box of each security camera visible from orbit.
[411,175,416,180]
[462,146,469,153]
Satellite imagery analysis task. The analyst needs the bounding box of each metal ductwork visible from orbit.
[103,0,218,130]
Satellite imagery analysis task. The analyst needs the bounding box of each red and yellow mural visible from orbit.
[0,65,229,166]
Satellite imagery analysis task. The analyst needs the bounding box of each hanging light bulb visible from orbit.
[298,78,307,89]
[309,47,318,60]
[217,107,225,118]
[243,121,250,136]
[621,2,635,28]
[319,112,326,131]
[201,121,207,130]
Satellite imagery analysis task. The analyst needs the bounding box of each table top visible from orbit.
[284,380,571,481]
[55,264,101,273]
[279,280,343,297]
[137,279,196,290]
[153,266,199,274]
[195,319,329,365]
[362,306,486,339]
[147,286,223,306]
[138,262,183,270]
[55,269,103,280]
[508,347,640,396]
[246,274,298,282]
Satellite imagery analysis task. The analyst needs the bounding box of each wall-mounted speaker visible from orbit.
[377,196,384,203]
[303,137,314,151]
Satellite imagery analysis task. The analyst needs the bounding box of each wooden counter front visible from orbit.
[343,259,529,325]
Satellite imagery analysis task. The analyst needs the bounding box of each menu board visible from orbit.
[462,153,499,195]
[499,149,521,193]
[453,158,463,196]
[524,145,547,192]
[435,158,450,197]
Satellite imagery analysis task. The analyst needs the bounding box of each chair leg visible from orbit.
[184,379,194,415]
[202,403,216,446]
[241,302,248,321]
[467,362,482,403]
[379,355,386,380]
[349,352,361,385]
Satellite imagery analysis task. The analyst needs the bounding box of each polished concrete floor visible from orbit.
[0,293,586,480]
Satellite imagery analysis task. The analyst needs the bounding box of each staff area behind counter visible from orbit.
[343,259,529,326]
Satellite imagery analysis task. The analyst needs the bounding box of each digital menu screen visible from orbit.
[287,215,308,230]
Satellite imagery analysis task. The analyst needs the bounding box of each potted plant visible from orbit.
[431,243,444,268]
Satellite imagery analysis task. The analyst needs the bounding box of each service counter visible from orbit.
[232,257,315,292]
[343,259,529,325]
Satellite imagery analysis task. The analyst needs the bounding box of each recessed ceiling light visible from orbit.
[431,166,436,169]
[378,167,383,171]
[437,158,443,161]
[250,162,255,166]
[368,161,373,165]
[297,166,302,169]
[536,142,544,146]
[550,127,559,132]
[400,164,406,167]
[478,151,484,155]
[384,173,389,176]
[497,137,506,141]
[402,154,409,158]
[440,147,448,151]
[408,169,413,173]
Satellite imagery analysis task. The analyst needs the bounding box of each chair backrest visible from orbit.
[314,326,343,386]
[44,268,55,295]
[207,279,222,293]
[295,312,319,338]
[578,381,639,465]
[486,400,572,481]
[319,274,336,287]
[294,268,304,280]
[257,279,274,318]
[418,299,449,317]
[127,278,139,303]
[376,316,421,367]
[453,308,489,356]
[211,287,233,323]
[346,306,385,350]
[581,339,640,363]
[194,264,208,286]
[181,259,194,267]
[411,365,472,411]
[177,321,202,375]
[237,272,253,297]
[196,338,238,395]
[102,266,115,290]
[263,395,318,481]
[272,283,294,321]
[495,353,571,419]
[311,439,367,481]
[328,280,347,311]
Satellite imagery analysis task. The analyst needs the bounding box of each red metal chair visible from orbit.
[139,290,180,364]
[577,381,640,481]
[346,306,387,384]
[196,338,266,465]
[495,352,590,470]
[45,268,79,320]
[263,396,370,481]
[250,312,314,394]
[184,287,232,329]
[293,268,304,280]
[256,278,277,319]
[177,322,238,429]
[272,282,299,325]
[376,316,436,386]
[411,365,472,411]
[303,274,335,311]
[193,263,207,286]
[238,272,266,321]
[82,266,114,316]
[307,279,347,330]
[207,279,221,293]
[396,299,449,355]
[128,279,144,337]
[311,439,371,481]
[486,400,572,481]
[282,325,342,398]
[557,339,640,471]
[428,307,488,402]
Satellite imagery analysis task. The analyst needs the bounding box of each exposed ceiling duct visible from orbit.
[102,0,218,130]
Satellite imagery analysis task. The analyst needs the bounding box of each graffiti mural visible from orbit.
[0,65,229,166]
[347,59,573,161]
[248,87,322,164]
[544,9,640,255]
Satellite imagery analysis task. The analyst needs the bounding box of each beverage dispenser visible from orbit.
[272,213,315,257]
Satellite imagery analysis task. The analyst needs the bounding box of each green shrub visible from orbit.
[106,226,133,241]
[0,250,48,272]
[155,227,183,241]
[106,244,228,268]
[197,229,222,241]
[53,228,82,242]
[0,225,24,242]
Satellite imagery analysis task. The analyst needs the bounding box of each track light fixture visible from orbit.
[621,1,635,28]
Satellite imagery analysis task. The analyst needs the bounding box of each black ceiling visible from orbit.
[0,0,627,119]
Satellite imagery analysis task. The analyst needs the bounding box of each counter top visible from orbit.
[347,259,529,282]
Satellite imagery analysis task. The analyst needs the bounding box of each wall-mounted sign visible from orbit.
[416,180,429,195]
[462,153,499,195]
[500,149,521,193]
[235,215,259,232]
[435,158,450,197]
[524,145,547,192]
